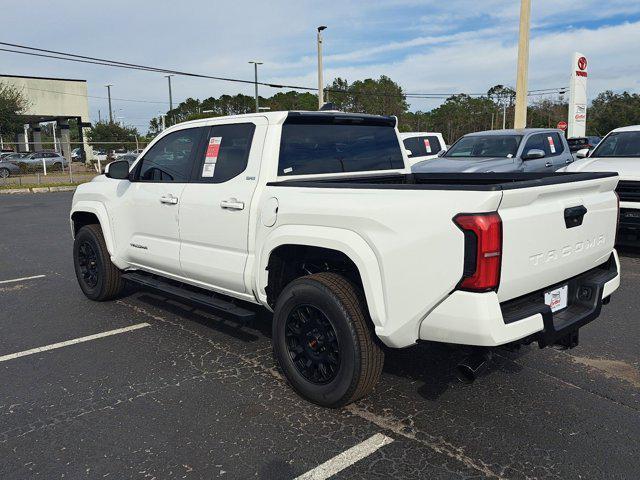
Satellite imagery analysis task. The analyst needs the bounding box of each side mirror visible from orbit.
[437,149,446,157]
[522,148,545,160]
[105,160,130,180]
[575,148,590,159]
[404,149,413,158]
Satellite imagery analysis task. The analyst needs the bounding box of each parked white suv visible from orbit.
[70,111,620,407]
[564,125,640,245]
[400,131,446,166]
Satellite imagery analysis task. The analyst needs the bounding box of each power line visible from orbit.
[0,41,568,100]
[15,85,169,104]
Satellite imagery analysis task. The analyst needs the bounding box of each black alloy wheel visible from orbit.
[285,304,340,384]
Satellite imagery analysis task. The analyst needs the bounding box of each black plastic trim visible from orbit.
[500,255,617,348]
[266,172,617,191]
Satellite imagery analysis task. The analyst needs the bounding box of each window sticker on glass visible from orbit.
[423,138,432,153]
[547,136,556,153]
[206,137,222,162]
[202,136,222,177]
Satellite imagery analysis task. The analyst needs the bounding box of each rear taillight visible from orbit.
[453,212,502,292]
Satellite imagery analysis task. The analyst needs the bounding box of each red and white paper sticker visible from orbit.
[206,137,222,161]
[547,136,556,154]
[202,137,222,177]
[423,138,432,153]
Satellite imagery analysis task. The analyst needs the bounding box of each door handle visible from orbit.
[545,162,552,167]
[160,194,178,205]
[565,159,573,164]
[220,198,245,210]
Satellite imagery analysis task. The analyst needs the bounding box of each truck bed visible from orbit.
[267,171,618,190]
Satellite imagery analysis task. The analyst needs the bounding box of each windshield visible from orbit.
[591,131,640,158]
[445,135,522,158]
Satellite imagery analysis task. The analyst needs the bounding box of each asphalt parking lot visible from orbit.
[1,191,639,479]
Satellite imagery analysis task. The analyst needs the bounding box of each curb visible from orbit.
[0,186,77,194]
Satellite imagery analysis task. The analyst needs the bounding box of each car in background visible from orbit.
[0,156,21,178]
[400,132,446,166]
[567,136,601,155]
[412,128,573,173]
[2,152,30,162]
[19,151,69,170]
[563,125,640,245]
[71,147,86,162]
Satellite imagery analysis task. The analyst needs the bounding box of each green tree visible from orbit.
[88,121,139,150]
[325,76,408,117]
[588,91,640,136]
[0,82,28,141]
[425,94,497,143]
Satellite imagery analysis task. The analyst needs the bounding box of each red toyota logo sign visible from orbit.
[577,56,587,71]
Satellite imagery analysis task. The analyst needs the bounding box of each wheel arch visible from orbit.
[70,202,116,258]
[257,225,386,331]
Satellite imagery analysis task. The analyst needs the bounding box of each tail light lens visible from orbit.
[453,212,502,292]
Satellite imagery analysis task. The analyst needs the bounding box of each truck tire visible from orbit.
[73,224,123,301]
[272,272,384,408]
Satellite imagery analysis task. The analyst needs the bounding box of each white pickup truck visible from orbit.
[71,111,620,407]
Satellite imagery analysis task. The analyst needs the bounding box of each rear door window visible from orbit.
[403,136,441,158]
[279,116,404,176]
[195,123,256,183]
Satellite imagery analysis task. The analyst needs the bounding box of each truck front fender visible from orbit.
[256,225,387,332]
[70,201,124,268]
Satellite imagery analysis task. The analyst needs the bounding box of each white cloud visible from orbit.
[1,0,639,128]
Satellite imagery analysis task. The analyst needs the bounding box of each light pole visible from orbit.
[248,61,263,113]
[105,84,114,123]
[513,0,531,128]
[317,25,327,109]
[165,74,174,111]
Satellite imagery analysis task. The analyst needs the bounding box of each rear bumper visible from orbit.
[419,250,620,347]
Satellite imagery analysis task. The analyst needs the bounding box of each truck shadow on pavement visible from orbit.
[380,342,526,401]
[128,287,531,403]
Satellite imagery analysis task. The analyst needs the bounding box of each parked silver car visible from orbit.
[19,151,69,170]
[0,156,22,178]
[412,128,574,173]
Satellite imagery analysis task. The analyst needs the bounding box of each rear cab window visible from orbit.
[278,114,404,176]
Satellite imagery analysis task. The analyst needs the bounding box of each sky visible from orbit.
[2,0,640,132]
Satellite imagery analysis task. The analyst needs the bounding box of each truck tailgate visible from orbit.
[497,174,619,302]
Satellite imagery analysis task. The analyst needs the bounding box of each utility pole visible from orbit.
[317,25,327,109]
[513,0,531,129]
[105,84,114,123]
[248,61,263,113]
[165,74,174,111]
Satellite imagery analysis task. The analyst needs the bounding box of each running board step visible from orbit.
[122,272,256,321]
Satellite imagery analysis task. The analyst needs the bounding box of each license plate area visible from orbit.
[544,284,568,313]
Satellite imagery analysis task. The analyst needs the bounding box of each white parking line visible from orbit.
[0,274,46,285]
[295,433,394,480]
[0,323,151,363]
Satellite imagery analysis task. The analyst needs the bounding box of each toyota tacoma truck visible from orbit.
[562,125,640,245]
[70,111,620,407]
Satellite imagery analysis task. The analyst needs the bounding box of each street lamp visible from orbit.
[248,61,263,113]
[164,74,174,111]
[317,25,327,110]
[105,84,113,123]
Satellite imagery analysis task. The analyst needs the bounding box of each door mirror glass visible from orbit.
[575,148,590,159]
[105,160,130,180]
[523,148,545,160]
